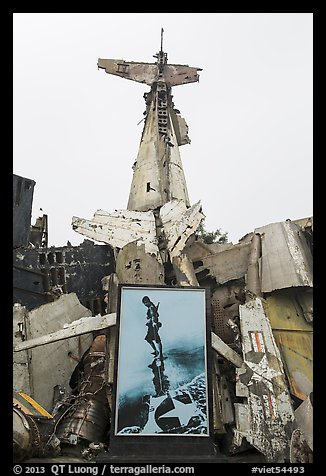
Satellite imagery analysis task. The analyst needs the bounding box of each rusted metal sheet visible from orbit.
[255,221,313,292]
[72,209,159,256]
[235,298,295,462]
[56,335,110,445]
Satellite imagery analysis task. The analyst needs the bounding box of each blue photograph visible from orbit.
[114,286,209,436]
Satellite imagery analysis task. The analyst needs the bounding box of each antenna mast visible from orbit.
[160,28,164,52]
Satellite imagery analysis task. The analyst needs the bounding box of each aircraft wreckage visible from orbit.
[13,30,313,464]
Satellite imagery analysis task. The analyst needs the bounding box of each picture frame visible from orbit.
[111,284,212,440]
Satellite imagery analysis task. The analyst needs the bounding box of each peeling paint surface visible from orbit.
[72,209,159,255]
[237,298,295,462]
[160,200,204,257]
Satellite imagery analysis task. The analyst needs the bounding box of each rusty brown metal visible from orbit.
[56,335,110,444]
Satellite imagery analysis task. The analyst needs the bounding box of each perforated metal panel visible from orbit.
[211,298,236,344]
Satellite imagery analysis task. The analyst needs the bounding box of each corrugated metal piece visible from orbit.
[237,298,295,462]
[255,221,313,293]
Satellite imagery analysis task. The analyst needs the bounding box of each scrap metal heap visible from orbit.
[13,31,313,463]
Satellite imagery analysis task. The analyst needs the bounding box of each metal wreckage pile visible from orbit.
[13,36,313,464]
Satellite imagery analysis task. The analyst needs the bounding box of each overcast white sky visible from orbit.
[13,13,313,246]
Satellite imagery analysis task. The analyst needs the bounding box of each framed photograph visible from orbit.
[113,285,210,437]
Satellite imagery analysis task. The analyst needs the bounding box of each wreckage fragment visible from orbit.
[13,294,94,411]
[234,298,296,462]
[13,392,59,462]
[255,220,313,292]
[56,335,110,445]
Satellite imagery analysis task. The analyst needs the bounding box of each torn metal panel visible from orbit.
[160,199,204,258]
[116,242,164,284]
[237,298,295,462]
[170,111,191,146]
[233,403,251,446]
[192,242,251,284]
[172,253,199,286]
[296,288,313,323]
[102,272,119,314]
[29,215,48,248]
[13,303,32,395]
[292,216,313,232]
[255,221,313,292]
[72,209,159,256]
[13,174,35,249]
[25,294,94,412]
[185,240,235,262]
[294,393,313,451]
